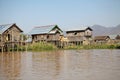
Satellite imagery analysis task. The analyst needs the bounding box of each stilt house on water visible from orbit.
[0,23,23,51]
[108,35,120,44]
[66,27,93,45]
[29,25,63,46]
[94,36,110,44]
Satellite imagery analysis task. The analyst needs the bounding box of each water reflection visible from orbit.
[0,52,21,80]
[0,50,120,80]
[32,51,62,80]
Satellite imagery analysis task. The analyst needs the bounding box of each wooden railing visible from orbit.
[84,34,92,37]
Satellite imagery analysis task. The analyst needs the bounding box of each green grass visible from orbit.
[8,42,57,51]
[64,44,120,50]
[7,43,120,52]
[26,42,57,51]
[64,45,82,50]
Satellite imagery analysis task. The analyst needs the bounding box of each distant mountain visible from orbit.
[91,24,120,36]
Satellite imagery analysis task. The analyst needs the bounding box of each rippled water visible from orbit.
[0,50,120,80]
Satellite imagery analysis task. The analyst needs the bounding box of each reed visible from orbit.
[83,44,120,49]
[27,42,57,51]
[64,44,120,49]
[9,43,120,52]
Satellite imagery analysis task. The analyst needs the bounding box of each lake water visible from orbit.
[0,50,120,80]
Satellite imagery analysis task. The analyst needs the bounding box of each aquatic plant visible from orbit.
[64,44,120,50]
[27,42,57,51]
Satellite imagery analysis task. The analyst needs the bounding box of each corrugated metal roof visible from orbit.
[66,27,92,33]
[0,23,14,34]
[109,35,117,39]
[29,25,62,35]
[94,36,110,40]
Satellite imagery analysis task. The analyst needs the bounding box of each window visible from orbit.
[87,32,89,35]
[47,35,49,39]
[8,34,11,41]
[35,36,37,39]
[74,32,77,35]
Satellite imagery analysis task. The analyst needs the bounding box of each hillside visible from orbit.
[91,24,120,36]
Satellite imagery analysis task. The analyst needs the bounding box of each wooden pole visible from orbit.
[26,35,28,51]
[25,36,27,51]
[7,29,9,52]
[1,34,3,52]
[20,34,23,50]
[12,29,14,52]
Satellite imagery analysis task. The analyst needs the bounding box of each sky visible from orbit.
[0,0,120,33]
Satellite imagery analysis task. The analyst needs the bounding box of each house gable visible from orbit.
[49,25,63,35]
[85,27,93,31]
[0,23,23,34]
[3,24,23,34]
[50,25,63,32]
[84,29,92,36]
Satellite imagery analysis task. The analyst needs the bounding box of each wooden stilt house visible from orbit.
[29,25,63,46]
[108,35,120,44]
[94,36,110,44]
[66,27,93,45]
[0,23,23,51]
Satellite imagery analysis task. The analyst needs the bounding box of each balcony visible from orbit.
[84,34,92,37]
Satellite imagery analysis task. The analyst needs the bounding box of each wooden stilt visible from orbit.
[2,46,3,53]
[17,42,18,52]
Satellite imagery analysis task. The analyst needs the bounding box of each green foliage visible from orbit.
[5,43,120,52]
[64,44,120,50]
[20,34,27,41]
[82,44,118,49]
[64,45,78,49]
[27,42,57,51]
[7,42,57,52]
[116,45,120,49]
[64,45,81,50]
[18,46,26,51]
